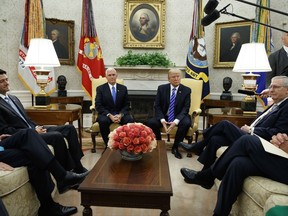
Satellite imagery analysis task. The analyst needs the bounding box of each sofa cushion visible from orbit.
[0,167,29,197]
[243,176,288,208]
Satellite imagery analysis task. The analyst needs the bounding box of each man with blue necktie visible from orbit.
[95,67,134,147]
[147,69,191,159]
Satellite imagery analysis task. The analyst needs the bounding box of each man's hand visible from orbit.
[109,114,121,123]
[271,133,288,153]
[35,126,47,134]
[161,121,169,133]
[0,162,14,171]
[260,89,269,98]
[241,124,251,133]
[166,122,176,134]
[0,134,11,141]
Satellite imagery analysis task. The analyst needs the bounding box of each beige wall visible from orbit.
[0,0,287,101]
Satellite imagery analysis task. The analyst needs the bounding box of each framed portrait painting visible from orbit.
[214,20,253,68]
[123,0,166,49]
[46,18,75,65]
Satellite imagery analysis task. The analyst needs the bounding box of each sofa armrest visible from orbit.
[265,194,288,215]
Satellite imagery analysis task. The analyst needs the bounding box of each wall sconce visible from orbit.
[233,43,271,113]
[24,38,60,107]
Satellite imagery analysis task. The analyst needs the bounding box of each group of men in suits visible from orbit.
[0,69,90,216]
[179,75,288,216]
[96,67,191,159]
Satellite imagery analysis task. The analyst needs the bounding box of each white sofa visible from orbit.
[0,146,56,216]
[215,147,288,216]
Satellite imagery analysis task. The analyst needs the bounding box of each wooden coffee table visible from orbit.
[78,140,173,216]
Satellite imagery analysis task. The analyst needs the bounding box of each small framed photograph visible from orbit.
[46,18,75,65]
[213,20,253,68]
[123,0,166,49]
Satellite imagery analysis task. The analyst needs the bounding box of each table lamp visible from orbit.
[232,43,271,113]
[24,38,60,107]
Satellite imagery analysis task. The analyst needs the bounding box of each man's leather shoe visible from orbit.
[171,148,182,159]
[179,142,201,155]
[57,171,89,194]
[38,203,77,216]
[180,168,214,189]
[73,167,89,175]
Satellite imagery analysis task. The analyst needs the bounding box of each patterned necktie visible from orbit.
[4,96,31,128]
[168,88,176,122]
[112,86,116,104]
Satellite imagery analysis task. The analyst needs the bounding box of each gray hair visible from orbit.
[272,76,288,87]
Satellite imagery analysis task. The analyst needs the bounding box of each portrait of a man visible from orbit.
[214,21,252,68]
[129,4,159,42]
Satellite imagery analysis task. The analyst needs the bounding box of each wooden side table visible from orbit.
[25,104,82,147]
[202,98,242,129]
[50,96,84,130]
[207,108,256,128]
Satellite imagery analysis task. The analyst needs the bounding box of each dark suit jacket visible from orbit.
[95,83,130,117]
[252,99,288,141]
[0,95,37,134]
[267,47,288,87]
[154,83,191,122]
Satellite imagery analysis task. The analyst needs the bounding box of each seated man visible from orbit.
[0,128,89,216]
[180,133,288,216]
[147,69,191,159]
[180,75,288,169]
[0,69,87,174]
[95,67,134,148]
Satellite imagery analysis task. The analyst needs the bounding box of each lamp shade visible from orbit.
[232,43,271,73]
[24,38,60,67]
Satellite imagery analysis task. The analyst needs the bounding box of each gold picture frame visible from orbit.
[46,18,75,65]
[214,20,253,68]
[123,0,166,49]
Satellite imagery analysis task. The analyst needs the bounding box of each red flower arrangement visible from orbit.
[108,123,157,154]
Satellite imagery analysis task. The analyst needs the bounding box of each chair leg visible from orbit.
[186,136,193,158]
[91,132,97,153]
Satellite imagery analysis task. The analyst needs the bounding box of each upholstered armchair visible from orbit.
[89,77,124,153]
[161,78,203,157]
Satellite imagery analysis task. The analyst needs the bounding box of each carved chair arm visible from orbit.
[190,108,202,127]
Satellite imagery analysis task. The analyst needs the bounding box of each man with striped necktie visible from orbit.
[147,69,191,159]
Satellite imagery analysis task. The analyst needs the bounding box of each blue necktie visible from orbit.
[112,86,116,104]
[168,88,176,122]
[4,96,31,128]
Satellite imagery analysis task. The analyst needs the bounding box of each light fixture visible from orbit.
[24,38,60,107]
[233,43,271,113]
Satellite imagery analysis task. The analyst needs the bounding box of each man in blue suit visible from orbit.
[147,69,191,159]
[180,76,288,169]
[95,67,134,147]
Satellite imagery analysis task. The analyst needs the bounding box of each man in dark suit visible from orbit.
[180,133,288,216]
[0,69,87,174]
[180,76,288,169]
[266,32,288,87]
[95,67,134,147]
[0,128,89,216]
[147,69,191,159]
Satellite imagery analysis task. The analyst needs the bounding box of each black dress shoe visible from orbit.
[180,168,214,189]
[38,203,77,216]
[73,167,89,174]
[179,142,201,155]
[171,148,182,159]
[57,171,89,194]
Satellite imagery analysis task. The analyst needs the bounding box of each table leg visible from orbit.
[78,118,82,148]
[160,210,169,216]
[82,206,92,216]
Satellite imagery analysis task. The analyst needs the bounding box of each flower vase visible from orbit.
[120,150,143,161]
